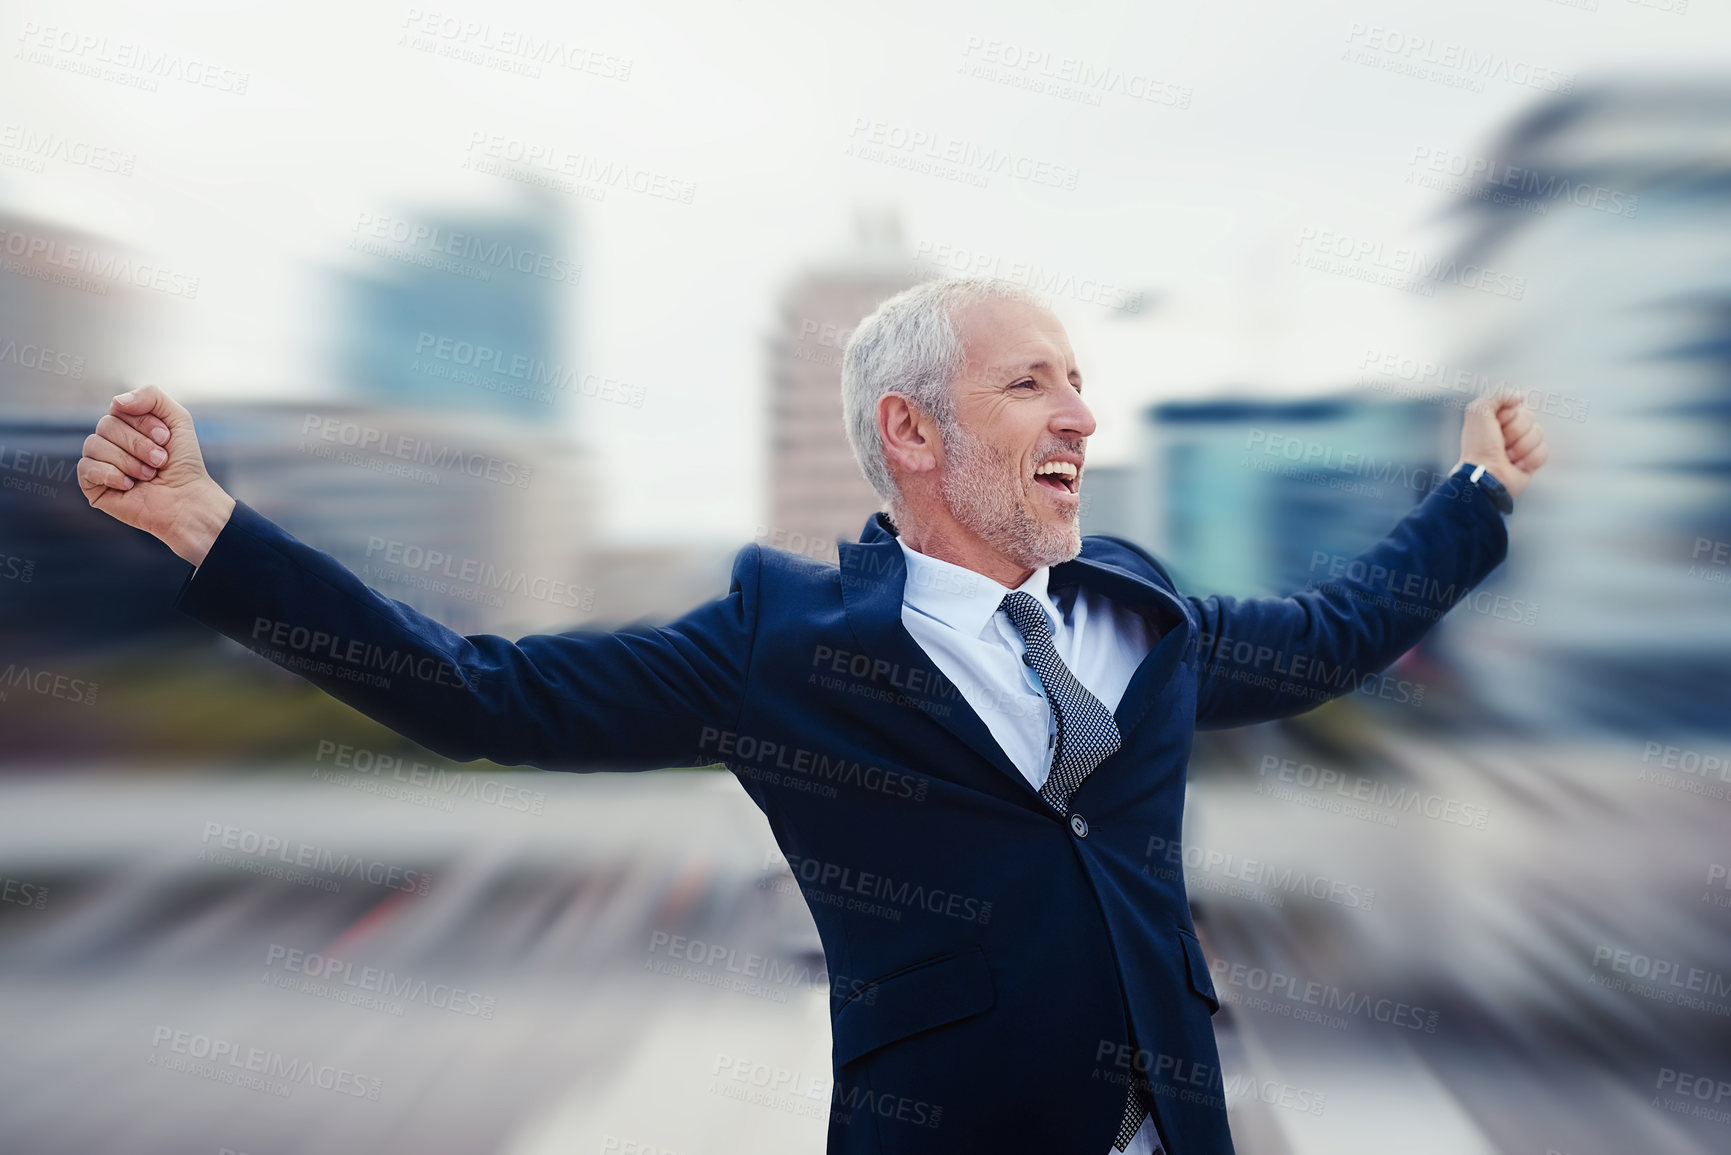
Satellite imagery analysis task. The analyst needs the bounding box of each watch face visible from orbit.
[1479,473,1514,513]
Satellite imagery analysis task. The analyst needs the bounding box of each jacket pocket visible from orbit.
[1177,927,1220,1014]
[832,945,996,1068]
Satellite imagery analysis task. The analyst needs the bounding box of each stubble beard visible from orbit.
[939,420,1082,570]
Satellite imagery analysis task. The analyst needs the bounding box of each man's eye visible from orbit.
[1011,379,1037,389]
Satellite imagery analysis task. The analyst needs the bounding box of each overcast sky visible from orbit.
[4,0,1725,542]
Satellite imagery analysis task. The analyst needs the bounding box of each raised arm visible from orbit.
[80,386,759,770]
[1188,394,1545,730]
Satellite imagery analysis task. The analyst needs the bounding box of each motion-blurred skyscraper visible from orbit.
[312,187,590,636]
[764,211,930,560]
[1120,396,1446,598]
[1412,83,1731,736]
[0,207,196,664]
[335,189,575,423]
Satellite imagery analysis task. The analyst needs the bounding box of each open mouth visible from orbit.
[1033,461,1080,495]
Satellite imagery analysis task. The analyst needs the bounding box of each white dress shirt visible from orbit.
[894,536,1167,1155]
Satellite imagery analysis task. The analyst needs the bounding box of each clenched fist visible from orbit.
[1453,392,1549,504]
[79,384,235,566]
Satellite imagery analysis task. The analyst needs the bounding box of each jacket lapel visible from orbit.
[837,517,1041,808]
[837,514,1195,803]
[1049,553,1193,740]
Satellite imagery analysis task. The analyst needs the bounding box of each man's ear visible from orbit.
[877,393,942,479]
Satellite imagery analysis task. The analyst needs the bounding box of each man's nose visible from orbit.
[1054,388,1096,439]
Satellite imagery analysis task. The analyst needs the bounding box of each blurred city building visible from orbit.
[333,189,576,422]
[1075,461,1136,542]
[763,211,932,560]
[1414,82,1731,736]
[0,193,594,762]
[0,207,156,415]
[1114,396,1446,598]
[196,400,589,639]
[0,207,195,661]
[574,540,744,630]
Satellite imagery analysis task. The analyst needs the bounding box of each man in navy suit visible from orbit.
[79,278,1545,1154]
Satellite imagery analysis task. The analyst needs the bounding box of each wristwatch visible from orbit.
[1457,462,1514,514]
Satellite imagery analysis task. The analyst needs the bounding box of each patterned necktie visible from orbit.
[998,591,1123,816]
[1000,591,1150,1151]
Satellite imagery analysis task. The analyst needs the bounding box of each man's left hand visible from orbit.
[1453,393,1548,502]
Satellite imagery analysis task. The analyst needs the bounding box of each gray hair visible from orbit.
[840,276,1051,510]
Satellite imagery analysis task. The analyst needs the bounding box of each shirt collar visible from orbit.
[895,537,1059,641]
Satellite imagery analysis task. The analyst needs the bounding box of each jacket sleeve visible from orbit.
[174,500,760,771]
[1188,472,1509,730]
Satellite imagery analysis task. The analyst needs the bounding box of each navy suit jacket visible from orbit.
[175,471,1508,1155]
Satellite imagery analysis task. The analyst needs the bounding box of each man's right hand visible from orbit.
[79,384,236,566]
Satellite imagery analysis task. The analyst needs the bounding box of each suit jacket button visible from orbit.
[1070,813,1089,838]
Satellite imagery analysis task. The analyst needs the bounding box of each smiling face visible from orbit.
[933,296,1096,575]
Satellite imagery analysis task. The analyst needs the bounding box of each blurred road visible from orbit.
[0,729,1727,1154]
